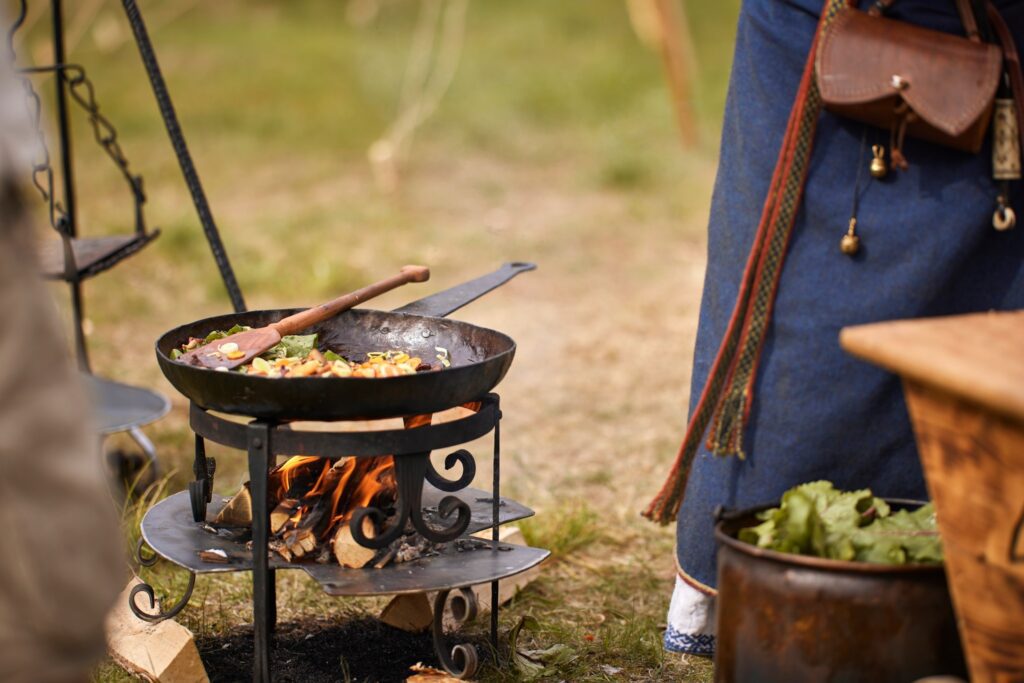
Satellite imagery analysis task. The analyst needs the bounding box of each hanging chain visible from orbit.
[20,76,64,232]
[7,0,146,235]
[7,0,63,232]
[60,63,146,231]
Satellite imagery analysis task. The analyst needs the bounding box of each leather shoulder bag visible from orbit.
[816,1,1002,165]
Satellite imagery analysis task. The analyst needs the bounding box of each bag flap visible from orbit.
[816,8,1002,137]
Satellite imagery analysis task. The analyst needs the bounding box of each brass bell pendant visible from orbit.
[840,217,861,255]
[994,195,1017,231]
[869,145,887,179]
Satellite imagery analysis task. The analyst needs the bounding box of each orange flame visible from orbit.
[260,412,447,550]
[267,454,397,542]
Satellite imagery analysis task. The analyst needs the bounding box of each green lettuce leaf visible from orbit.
[738,482,941,565]
[267,333,317,359]
[850,503,942,565]
[202,324,249,345]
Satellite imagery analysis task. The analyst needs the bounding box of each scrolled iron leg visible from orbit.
[432,588,481,680]
[135,537,160,568]
[128,571,196,623]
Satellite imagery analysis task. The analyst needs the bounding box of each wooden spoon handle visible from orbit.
[271,265,430,336]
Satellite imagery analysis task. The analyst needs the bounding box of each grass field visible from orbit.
[15,0,739,679]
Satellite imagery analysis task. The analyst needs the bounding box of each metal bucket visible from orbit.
[714,502,967,683]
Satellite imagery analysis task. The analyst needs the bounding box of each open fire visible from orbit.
[210,415,457,568]
[214,455,415,567]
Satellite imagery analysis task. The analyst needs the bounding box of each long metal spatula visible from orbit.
[178,265,430,370]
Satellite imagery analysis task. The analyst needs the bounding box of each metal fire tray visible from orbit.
[142,484,548,596]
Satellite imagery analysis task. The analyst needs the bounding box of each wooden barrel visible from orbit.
[842,311,1024,683]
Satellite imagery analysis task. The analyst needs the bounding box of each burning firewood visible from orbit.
[332,517,377,568]
[268,538,293,563]
[270,498,299,534]
[213,484,252,527]
[373,547,400,569]
[211,453,403,566]
[283,527,318,559]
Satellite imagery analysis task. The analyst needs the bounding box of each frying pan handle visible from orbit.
[391,262,537,318]
[273,265,430,335]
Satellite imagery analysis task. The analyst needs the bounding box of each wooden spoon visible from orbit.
[178,265,430,370]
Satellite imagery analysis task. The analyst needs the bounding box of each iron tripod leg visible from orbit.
[491,406,501,655]
[248,421,274,683]
[70,280,90,371]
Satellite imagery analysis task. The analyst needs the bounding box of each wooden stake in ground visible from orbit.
[627,0,699,147]
[106,578,209,683]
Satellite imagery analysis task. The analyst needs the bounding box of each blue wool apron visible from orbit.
[674,0,1024,594]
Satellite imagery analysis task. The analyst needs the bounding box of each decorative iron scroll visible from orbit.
[426,449,477,492]
[129,540,196,623]
[432,588,481,679]
[350,451,473,548]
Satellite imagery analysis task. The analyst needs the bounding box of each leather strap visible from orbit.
[870,0,982,42]
[988,3,1024,155]
[956,0,982,41]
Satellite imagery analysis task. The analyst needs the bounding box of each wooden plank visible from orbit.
[840,310,1024,424]
[902,382,1024,681]
[844,309,1024,680]
[106,578,209,683]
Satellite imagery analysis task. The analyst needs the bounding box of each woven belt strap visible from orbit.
[645,0,854,524]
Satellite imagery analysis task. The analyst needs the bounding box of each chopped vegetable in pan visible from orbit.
[172,327,439,378]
